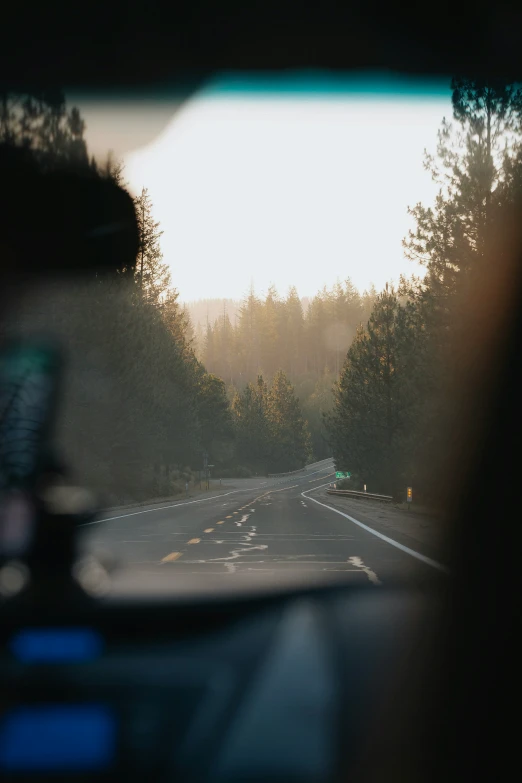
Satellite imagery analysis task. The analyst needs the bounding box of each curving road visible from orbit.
[80,459,445,595]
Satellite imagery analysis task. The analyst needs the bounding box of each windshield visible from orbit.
[3,72,517,596]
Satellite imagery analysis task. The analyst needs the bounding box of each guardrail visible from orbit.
[267,467,306,478]
[327,487,393,503]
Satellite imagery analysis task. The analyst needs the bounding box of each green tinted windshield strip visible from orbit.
[199,70,450,100]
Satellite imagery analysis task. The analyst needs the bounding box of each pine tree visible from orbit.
[361,284,378,323]
[103,151,127,188]
[0,89,88,167]
[203,323,216,373]
[284,286,304,376]
[305,294,327,376]
[404,78,522,299]
[196,373,234,460]
[395,78,522,501]
[267,370,312,472]
[134,187,171,306]
[194,321,204,360]
[258,284,281,378]
[232,375,271,474]
[235,286,261,381]
[326,287,411,495]
[302,372,335,461]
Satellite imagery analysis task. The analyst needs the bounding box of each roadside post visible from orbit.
[407,486,412,510]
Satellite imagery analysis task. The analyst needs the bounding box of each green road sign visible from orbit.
[336,471,351,479]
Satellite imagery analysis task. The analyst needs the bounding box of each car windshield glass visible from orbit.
[3,71,516,596]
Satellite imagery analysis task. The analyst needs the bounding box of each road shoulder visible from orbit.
[306,487,449,566]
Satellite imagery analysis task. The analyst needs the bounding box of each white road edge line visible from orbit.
[81,463,333,527]
[301,482,448,573]
[80,487,265,526]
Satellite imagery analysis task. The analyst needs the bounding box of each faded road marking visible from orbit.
[235,514,250,527]
[161,552,182,563]
[348,556,381,585]
[195,542,268,574]
[217,521,224,525]
[187,538,201,544]
[204,528,214,533]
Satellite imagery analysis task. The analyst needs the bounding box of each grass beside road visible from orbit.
[320,490,446,555]
[394,502,441,519]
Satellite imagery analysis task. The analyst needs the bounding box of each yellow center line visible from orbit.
[225,515,233,518]
[249,483,300,505]
[161,551,182,563]
[233,511,239,514]
[217,521,224,525]
[204,528,214,533]
[187,538,200,544]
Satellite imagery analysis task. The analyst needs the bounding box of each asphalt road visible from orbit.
[79,459,446,595]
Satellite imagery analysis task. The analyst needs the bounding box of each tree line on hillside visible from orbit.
[233,372,312,475]
[327,78,522,503]
[1,91,227,501]
[201,282,377,458]
[2,89,313,501]
[1,88,89,168]
[202,283,377,382]
[185,299,241,348]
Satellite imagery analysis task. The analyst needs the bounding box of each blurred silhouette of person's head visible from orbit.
[0,138,138,329]
[0,119,139,569]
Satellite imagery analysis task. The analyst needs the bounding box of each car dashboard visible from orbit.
[0,584,443,782]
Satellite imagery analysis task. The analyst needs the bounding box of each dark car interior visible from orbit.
[1,2,521,781]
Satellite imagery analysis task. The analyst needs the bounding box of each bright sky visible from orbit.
[82,78,452,302]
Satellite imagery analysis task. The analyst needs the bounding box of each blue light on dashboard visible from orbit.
[9,627,103,662]
[0,705,116,771]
